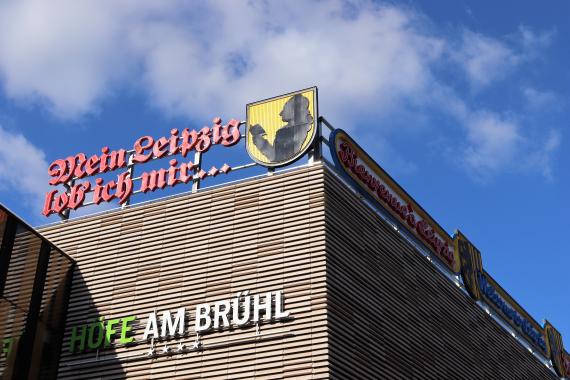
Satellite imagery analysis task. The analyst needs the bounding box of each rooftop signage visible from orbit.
[43,119,241,217]
[455,230,570,376]
[329,128,459,273]
[246,87,318,167]
[42,87,319,218]
[329,126,568,374]
[478,273,547,353]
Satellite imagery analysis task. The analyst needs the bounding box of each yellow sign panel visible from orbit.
[246,88,318,167]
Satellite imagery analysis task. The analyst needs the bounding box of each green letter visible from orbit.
[87,318,105,349]
[69,325,87,353]
[120,316,136,344]
[2,337,13,356]
[105,319,120,347]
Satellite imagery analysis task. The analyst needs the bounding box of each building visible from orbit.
[0,205,74,379]
[2,89,569,379]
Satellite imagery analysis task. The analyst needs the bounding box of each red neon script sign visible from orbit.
[43,118,241,216]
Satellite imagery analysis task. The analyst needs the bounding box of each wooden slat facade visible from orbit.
[40,165,328,379]
[323,167,556,380]
[40,163,556,379]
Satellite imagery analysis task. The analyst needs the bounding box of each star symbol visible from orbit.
[176,342,185,352]
[162,344,170,354]
[146,346,155,357]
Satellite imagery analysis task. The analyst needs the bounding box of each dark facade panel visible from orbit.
[0,205,75,379]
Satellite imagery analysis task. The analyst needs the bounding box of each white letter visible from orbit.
[274,291,290,319]
[213,300,231,329]
[232,292,251,326]
[195,304,211,332]
[253,292,272,322]
[161,307,185,338]
[143,312,159,340]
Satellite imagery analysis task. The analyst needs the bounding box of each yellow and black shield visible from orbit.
[246,87,318,167]
[454,230,483,301]
[545,321,566,377]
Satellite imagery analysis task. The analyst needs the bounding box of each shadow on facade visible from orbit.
[0,205,130,379]
[56,268,130,379]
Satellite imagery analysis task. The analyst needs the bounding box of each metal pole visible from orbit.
[122,153,135,208]
[61,179,74,220]
[192,151,202,192]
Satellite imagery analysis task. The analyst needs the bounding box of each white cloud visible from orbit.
[426,84,559,180]
[0,0,560,181]
[517,25,554,54]
[524,129,561,180]
[523,87,560,110]
[453,31,519,89]
[0,0,116,117]
[452,26,554,90]
[130,1,445,128]
[0,125,50,209]
[0,0,172,118]
[0,0,444,125]
[462,112,521,174]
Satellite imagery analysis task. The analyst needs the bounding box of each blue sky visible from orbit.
[0,1,568,343]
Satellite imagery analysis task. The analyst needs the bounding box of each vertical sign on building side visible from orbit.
[454,231,550,358]
[329,128,459,273]
[328,125,566,366]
